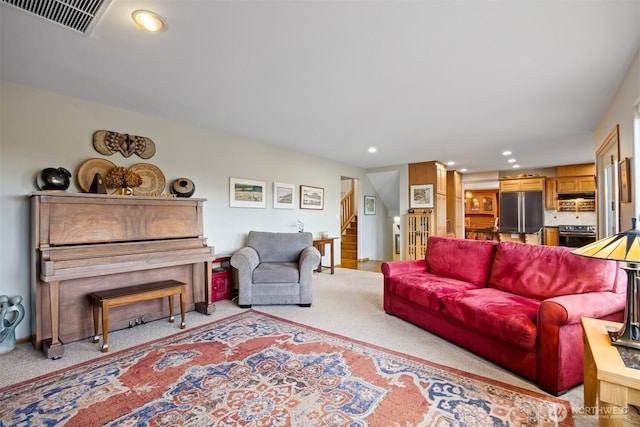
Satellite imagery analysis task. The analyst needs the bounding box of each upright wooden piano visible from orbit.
[29,192,215,358]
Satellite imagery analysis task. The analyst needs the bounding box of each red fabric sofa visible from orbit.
[382,235,626,395]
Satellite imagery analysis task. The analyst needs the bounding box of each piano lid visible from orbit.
[31,192,206,247]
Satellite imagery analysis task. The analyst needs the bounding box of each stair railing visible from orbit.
[340,189,356,234]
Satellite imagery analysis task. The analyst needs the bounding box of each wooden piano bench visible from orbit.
[90,280,187,353]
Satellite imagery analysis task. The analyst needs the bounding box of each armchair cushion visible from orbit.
[253,262,300,283]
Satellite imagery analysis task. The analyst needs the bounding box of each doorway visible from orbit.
[596,125,620,238]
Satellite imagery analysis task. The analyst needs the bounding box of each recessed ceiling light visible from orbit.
[460,168,467,172]
[502,151,512,156]
[132,10,167,32]
[508,158,516,163]
[447,161,455,166]
[368,147,377,153]
[512,164,520,169]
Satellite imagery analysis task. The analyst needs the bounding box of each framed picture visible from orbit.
[619,157,631,203]
[229,177,266,208]
[273,182,295,209]
[364,195,376,215]
[410,184,434,208]
[300,185,324,210]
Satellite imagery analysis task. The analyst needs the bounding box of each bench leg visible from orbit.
[168,295,175,323]
[101,303,109,352]
[180,288,186,329]
[92,300,100,343]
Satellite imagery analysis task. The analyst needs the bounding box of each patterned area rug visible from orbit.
[0,310,573,426]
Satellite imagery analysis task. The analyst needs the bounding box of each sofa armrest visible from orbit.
[299,246,321,273]
[538,291,626,326]
[537,291,626,395]
[381,259,427,278]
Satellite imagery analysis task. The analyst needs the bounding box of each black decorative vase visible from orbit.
[170,178,195,197]
[39,167,72,191]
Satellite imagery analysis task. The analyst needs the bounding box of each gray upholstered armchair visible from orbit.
[230,231,321,308]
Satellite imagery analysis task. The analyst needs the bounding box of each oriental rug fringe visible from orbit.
[0,310,573,426]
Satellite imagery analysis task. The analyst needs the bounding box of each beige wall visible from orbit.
[594,47,640,230]
[0,81,387,340]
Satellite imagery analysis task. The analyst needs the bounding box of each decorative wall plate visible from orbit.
[76,158,116,192]
[129,163,165,195]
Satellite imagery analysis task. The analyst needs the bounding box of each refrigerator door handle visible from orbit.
[520,192,525,232]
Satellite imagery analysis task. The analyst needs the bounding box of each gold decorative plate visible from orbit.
[129,163,166,196]
[76,158,117,192]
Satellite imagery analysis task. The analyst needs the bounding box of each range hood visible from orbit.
[557,192,595,200]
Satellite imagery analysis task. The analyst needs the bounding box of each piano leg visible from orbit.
[195,260,216,315]
[43,280,64,359]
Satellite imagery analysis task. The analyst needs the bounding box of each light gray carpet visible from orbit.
[2,267,638,426]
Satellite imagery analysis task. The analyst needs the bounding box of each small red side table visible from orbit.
[211,256,231,302]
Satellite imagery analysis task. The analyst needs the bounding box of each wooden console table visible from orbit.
[312,237,337,274]
[582,316,640,426]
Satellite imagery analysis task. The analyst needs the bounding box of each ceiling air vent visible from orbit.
[1,0,113,35]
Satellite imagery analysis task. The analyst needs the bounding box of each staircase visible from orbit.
[341,216,358,263]
[340,187,358,267]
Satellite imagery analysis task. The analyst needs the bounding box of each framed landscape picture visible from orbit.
[410,184,434,208]
[229,177,266,208]
[300,185,324,210]
[364,195,376,215]
[273,182,295,209]
[619,157,631,203]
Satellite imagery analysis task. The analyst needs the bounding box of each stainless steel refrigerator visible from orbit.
[499,191,544,234]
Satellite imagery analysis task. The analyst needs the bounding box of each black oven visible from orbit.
[558,225,596,248]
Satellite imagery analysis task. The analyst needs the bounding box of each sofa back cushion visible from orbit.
[247,231,313,263]
[488,241,620,299]
[426,236,498,287]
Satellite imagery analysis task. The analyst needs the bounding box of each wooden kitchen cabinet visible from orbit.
[556,176,596,193]
[499,177,545,192]
[557,163,595,177]
[544,227,559,246]
[466,192,496,215]
[446,170,463,238]
[436,163,447,195]
[577,176,596,191]
[545,178,557,209]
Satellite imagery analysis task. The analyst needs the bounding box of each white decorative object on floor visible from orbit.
[0,295,25,355]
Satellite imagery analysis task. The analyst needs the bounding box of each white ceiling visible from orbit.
[2,1,639,173]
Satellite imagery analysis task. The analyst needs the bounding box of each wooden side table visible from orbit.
[582,316,640,426]
[312,237,337,274]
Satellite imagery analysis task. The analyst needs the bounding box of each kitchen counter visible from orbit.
[465,227,498,241]
[498,232,542,245]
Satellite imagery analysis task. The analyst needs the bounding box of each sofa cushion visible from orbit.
[441,288,540,350]
[426,236,498,287]
[386,272,481,311]
[488,241,619,300]
[253,262,300,283]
